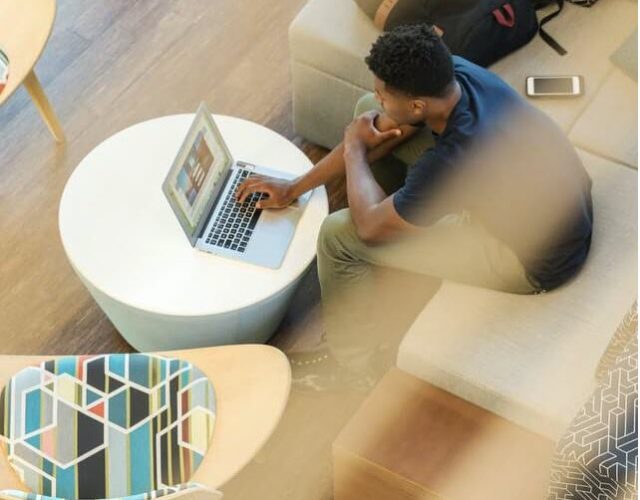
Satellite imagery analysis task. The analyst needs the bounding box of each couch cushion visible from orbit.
[611,28,638,82]
[289,0,379,91]
[569,68,638,169]
[490,0,637,133]
[396,149,637,440]
[291,61,372,149]
[0,354,216,499]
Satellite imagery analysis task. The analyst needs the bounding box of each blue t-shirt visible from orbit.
[392,56,593,291]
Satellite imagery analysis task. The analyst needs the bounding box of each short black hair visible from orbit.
[365,24,454,98]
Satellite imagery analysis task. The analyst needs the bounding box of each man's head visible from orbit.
[365,24,456,126]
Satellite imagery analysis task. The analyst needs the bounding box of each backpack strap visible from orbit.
[537,0,567,55]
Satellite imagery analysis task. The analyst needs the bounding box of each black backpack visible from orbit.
[383,0,566,67]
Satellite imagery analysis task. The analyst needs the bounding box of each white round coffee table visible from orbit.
[59,114,328,351]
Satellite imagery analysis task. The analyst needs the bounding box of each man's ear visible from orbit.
[411,99,426,116]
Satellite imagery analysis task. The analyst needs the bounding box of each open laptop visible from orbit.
[162,103,309,269]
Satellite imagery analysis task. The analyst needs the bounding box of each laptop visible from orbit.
[162,103,309,269]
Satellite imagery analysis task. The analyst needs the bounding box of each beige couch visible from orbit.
[289,0,638,441]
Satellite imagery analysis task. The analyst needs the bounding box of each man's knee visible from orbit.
[317,209,359,258]
[353,92,382,119]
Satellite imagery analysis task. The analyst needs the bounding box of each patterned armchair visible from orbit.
[547,303,638,499]
[0,346,291,500]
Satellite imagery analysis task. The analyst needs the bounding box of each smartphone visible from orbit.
[525,75,583,97]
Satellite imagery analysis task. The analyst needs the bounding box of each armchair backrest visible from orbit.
[0,354,217,499]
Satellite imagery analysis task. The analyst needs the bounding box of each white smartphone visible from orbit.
[525,75,583,97]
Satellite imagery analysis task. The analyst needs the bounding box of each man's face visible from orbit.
[373,77,426,127]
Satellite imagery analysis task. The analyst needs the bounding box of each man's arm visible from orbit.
[236,113,419,208]
[343,140,418,244]
[289,119,417,198]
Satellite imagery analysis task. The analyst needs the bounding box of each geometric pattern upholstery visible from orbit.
[547,304,638,499]
[0,354,216,500]
[595,302,638,385]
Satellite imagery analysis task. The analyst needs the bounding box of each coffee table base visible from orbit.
[80,272,307,351]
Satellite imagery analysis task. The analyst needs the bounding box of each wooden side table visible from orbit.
[0,0,65,142]
[333,368,556,500]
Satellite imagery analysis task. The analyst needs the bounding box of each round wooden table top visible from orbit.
[0,0,56,105]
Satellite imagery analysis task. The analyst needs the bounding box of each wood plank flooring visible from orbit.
[0,0,339,356]
[0,2,369,499]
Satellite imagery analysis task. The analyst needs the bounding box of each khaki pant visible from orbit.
[317,93,538,368]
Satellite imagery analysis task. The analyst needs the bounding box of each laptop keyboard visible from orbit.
[205,168,266,253]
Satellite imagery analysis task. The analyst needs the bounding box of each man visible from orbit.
[236,24,593,389]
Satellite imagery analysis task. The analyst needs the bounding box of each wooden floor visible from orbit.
[0,0,343,356]
[0,2,370,499]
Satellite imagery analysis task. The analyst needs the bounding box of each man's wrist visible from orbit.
[344,138,367,161]
[288,177,306,201]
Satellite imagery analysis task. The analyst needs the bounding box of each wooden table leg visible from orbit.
[23,70,65,143]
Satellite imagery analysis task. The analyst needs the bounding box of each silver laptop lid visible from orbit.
[162,102,235,246]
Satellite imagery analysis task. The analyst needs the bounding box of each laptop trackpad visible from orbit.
[244,209,298,268]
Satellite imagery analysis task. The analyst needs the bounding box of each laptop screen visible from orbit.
[162,103,234,245]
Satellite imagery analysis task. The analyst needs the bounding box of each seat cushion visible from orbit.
[289,0,378,91]
[396,149,637,440]
[610,28,638,82]
[489,0,637,133]
[0,354,216,499]
[569,68,638,169]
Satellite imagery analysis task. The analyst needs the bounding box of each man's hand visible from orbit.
[344,110,402,153]
[235,174,296,209]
